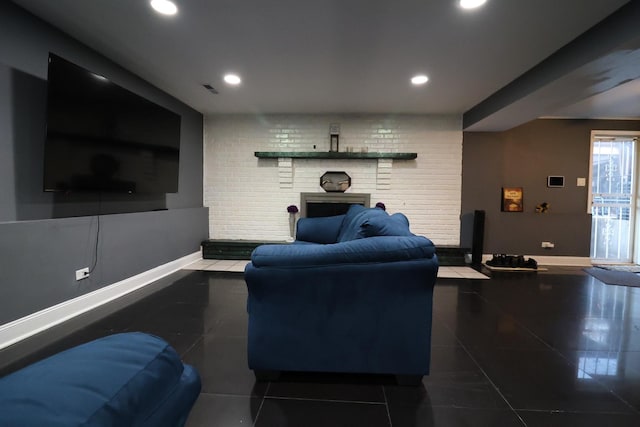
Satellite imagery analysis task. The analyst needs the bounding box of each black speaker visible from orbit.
[471,210,485,265]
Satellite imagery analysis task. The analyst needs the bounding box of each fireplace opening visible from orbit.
[300,192,370,218]
[307,202,354,218]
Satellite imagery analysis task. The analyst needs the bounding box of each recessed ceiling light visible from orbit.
[459,0,487,9]
[223,74,242,85]
[411,75,429,85]
[150,0,178,16]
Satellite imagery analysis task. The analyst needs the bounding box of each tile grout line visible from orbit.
[251,382,270,427]
[433,312,528,426]
[469,292,640,416]
[262,395,387,405]
[382,385,393,427]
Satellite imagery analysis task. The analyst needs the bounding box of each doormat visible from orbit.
[593,264,640,273]
[584,267,640,287]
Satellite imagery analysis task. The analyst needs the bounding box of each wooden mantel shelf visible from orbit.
[254,151,417,160]
[257,151,415,190]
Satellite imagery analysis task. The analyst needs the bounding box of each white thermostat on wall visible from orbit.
[547,176,565,188]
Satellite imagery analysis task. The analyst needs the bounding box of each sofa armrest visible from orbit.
[0,333,201,427]
[251,235,435,268]
[295,214,345,243]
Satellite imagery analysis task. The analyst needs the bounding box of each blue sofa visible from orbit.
[244,204,439,384]
[0,332,201,427]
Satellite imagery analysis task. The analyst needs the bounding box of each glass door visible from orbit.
[590,135,636,263]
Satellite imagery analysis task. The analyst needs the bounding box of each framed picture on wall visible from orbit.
[501,187,523,212]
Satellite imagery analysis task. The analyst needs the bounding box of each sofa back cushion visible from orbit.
[337,205,417,242]
[337,204,388,242]
[296,214,345,243]
[360,213,414,237]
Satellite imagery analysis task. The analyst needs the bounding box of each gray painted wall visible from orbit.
[0,3,208,324]
[462,119,640,256]
[0,2,204,220]
[0,208,207,324]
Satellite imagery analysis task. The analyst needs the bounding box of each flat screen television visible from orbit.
[44,53,181,194]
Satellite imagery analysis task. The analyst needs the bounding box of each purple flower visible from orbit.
[287,205,299,214]
[375,202,386,211]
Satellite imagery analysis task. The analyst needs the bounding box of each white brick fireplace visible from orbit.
[204,114,462,245]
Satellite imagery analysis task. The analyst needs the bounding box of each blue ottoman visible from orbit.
[0,332,201,426]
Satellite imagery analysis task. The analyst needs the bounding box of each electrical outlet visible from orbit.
[541,241,555,248]
[75,267,90,281]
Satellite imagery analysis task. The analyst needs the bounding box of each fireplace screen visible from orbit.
[300,192,370,217]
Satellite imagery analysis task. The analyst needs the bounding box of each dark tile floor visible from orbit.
[4,267,640,426]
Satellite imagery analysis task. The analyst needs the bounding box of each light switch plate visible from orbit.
[577,177,586,187]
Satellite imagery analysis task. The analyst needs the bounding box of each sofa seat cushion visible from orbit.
[251,235,435,268]
[0,332,201,427]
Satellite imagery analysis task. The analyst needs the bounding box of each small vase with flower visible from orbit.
[287,205,299,239]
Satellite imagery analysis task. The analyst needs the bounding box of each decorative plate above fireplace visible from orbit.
[320,171,351,192]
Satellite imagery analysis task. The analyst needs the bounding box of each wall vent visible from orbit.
[203,84,219,94]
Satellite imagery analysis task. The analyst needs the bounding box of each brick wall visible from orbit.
[204,114,462,245]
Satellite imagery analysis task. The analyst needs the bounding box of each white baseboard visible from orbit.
[0,251,202,351]
[482,254,592,267]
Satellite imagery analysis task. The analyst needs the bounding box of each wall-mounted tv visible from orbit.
[44,53,181,194]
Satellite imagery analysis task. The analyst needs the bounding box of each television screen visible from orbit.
[44,53,181,193]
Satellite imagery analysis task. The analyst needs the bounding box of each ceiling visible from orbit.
[10,0,640,130]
